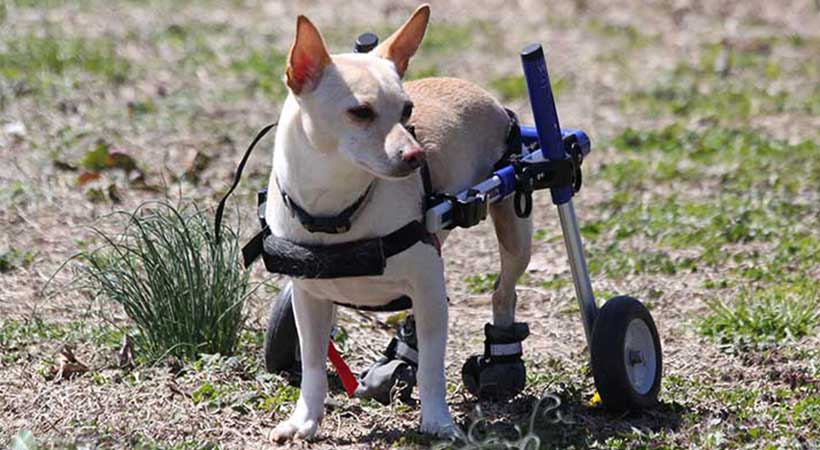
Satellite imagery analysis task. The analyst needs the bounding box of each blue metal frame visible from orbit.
[521,43,598,344]
[423,40,601,339]
[520,43,573,205]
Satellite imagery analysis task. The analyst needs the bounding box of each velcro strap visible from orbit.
[242,229,267,268]
[248,220,433,279]
[394,340,418,365]
[489,342,522,357]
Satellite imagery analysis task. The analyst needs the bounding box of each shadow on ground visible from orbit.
[342,392,688,448]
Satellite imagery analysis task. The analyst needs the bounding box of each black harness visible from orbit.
[220,124,437,282]
[278,180,373,234]
[217,109,521,310]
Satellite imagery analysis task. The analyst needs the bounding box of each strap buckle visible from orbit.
[427,189,488,229]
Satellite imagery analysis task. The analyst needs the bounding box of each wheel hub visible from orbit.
[623,318,657,395]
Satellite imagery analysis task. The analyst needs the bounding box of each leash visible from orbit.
[215,121,361,397]
[214,122,277,243]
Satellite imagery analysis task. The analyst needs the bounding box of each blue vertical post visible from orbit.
[520,43,573,205]
[520,43,598,347]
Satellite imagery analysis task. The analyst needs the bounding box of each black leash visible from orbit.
[214,122,277,243]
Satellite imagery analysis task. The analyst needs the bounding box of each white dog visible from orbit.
[266,4,532,442]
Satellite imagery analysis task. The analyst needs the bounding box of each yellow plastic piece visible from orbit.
[589,391,602,406]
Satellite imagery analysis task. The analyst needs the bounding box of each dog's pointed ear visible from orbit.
[286,15,332,95]
[373,4,430,78]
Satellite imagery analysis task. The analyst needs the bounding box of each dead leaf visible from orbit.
[183,151,211,182]
[77,171,102,186]
[107,149,140,173]
[107,183,122,204]
[49,346,89,382]
[118,335,134,369]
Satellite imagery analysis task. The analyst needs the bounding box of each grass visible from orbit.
[489,74,572,102]
[0,32,130,90]
[0,246,34,273]
[464,272,498,294]
[229,48,288,99]
[700,284,820,350]
[73,201,250,360]
[622,39,820,120]
[2,1,819,448]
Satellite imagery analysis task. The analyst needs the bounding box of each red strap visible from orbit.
[327,340,359,397]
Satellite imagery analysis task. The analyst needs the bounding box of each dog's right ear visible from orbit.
[286,16,332,95]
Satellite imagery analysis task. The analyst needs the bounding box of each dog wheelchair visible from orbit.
[252,34,663,411]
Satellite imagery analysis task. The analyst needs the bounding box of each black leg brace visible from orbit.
[462,322,529,400]
[354,316,418,405]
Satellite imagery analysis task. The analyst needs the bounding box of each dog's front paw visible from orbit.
[269,417,320,443]
[420,417,456,439]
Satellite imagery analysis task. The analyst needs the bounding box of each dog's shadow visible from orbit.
[289,371,687,447]
[343,391,687,448]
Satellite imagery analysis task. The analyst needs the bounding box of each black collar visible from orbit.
[278,180,373,234]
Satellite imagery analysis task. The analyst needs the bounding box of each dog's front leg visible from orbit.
[270,283,334,443]
[411,260,455,437]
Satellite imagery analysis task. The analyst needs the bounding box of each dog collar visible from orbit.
[277,179,373,234]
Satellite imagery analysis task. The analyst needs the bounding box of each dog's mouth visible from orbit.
[356,157,423,180]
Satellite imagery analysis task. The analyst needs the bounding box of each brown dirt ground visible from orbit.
[1,0,819,449]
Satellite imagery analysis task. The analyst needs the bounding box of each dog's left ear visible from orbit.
[286,15,332,95]
[374,4,430,78]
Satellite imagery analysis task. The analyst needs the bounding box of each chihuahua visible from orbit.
[266,4,532,442]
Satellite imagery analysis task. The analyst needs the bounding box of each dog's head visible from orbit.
[284,5,430,179]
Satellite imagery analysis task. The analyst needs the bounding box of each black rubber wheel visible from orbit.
[264,282,299,373]
[590,296,662,411]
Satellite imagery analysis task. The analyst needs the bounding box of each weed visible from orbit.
[0,246,34,273]
[74,201,250,360]
[700,285,820,350]
[490,74,571,102]
[0,33,130,89]
[587,20,656,49]
[230,48,288,99]
[464,273,498,294]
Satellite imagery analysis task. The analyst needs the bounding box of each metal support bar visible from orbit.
[557,200,597,347]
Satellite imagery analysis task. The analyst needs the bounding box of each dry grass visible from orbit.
[1,0,819,448]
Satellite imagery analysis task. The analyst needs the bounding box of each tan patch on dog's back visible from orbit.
[405,77,511,192]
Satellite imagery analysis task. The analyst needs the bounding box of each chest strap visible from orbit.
[242,220,433,279]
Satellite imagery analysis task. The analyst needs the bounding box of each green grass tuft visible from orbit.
[0,246,34,273]
[74,201,250,361]
[0,33,130,88]
[465,272,498,294]
[230,48,288,99]
[700,285,820,350]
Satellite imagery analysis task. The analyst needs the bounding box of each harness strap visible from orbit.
[420,162,434,208]
[334,295,412,312]
[278,180,373,234]
[493,108,523,171]
[242,220,434,279]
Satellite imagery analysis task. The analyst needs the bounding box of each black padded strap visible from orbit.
[335,295,412,312]
[244,219,434,279]
[382,220,432,258]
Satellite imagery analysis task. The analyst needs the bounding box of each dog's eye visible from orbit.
[347,105,376,122]
[401,102,414,123]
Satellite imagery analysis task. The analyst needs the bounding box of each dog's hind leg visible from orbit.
[461,197,532,400]
[489,196,532,327]
[270,285,335,443]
